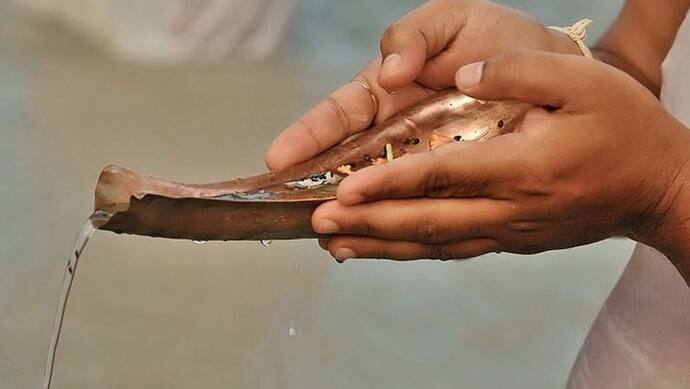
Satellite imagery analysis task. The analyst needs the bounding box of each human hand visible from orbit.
[265,0,581,171]
[313,50,690,264]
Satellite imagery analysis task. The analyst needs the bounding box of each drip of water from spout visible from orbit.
[260,240,272,248]
[287,322,297,337]
[193,240,207,245]
[43,211,112,389]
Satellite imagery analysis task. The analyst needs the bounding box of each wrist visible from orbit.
[647,185,690,285]
[635,120,690,284]
[546,26,589,56]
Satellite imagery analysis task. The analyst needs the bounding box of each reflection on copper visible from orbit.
[93,90,530,241]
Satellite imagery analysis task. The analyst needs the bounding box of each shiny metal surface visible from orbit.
[94,91,529,241]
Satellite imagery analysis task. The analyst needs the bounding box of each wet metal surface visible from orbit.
[93,92,529,241]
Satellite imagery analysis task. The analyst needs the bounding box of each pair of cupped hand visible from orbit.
[266,0,690,262]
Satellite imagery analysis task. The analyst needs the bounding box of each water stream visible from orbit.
[42,211,111,389]
[42,215,295,388]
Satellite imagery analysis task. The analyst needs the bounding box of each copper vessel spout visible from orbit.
[94,90,530,241]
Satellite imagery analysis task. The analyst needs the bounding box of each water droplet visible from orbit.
[260,240,272,248]
[287,323,297,337]
[193,240,207,245]
[89,210,112,229]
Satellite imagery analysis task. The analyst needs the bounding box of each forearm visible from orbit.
[591,0,690,96]
[637,120,690,286]
[590,49,660,95]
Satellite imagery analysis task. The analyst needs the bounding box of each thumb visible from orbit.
[454,50,603,110]
[378,1,468,92]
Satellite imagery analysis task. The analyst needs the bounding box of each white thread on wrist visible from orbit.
[548,19,593,58]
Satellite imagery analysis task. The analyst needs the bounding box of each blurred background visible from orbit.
[0,0,629,388]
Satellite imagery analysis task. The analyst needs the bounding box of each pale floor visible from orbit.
[0,1,631,388]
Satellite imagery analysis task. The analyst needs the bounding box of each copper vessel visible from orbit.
[93,90,529,241]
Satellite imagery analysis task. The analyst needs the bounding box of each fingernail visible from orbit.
[380,53,402,78]
[316,219,339,234]
[341,193,365,205]
[334,248,356,262]
[456,61,484,89]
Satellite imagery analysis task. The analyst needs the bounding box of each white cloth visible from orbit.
[567,12,690,389]
[13,0,297,62]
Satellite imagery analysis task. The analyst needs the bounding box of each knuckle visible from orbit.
[382,181,395,201]
[356,215,375,236]
[413,214,442,243]
[421,57,449,84]
[465,219,483,238]
[515,159,555,197]
[424,170,450,197]
[502,49,530,62]
[510,52,536,82]
[380,23,408,53]
[371,167,396,199]
[422,154,453,197]
[380,14,429,54]
[509,220,541,234]
[429,245,455,261]
[487,49,537,88]
[496,49,530,69]
[324,96,352,135]
[296,118,323,152]
[516,176,549,198]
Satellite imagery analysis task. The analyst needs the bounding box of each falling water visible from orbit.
[287,321,297,337]
[42,210,112,389]
[260,240,273,248]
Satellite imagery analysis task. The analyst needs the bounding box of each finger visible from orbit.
[265,61,432,171]
[378,0,472,91]
[324,235,500,262]
[336,140,518,205]
[455,50,608,110]
[265,79,377,171]
[312,198,511,244]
